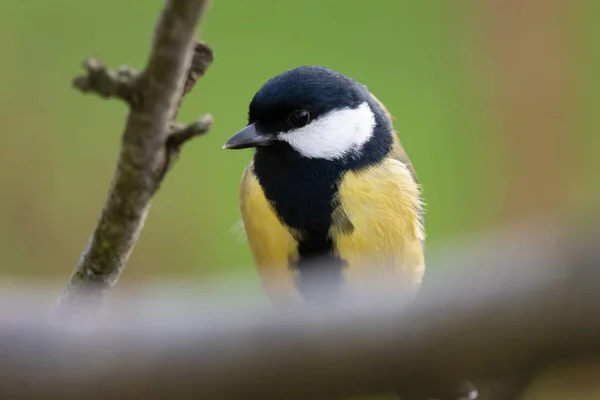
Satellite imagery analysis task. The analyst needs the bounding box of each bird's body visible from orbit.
[223,66,479,399]
[224,66,425,305]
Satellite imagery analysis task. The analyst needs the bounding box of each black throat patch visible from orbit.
[253,144,351,302]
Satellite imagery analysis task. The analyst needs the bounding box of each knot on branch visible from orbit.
[73,58,141,107]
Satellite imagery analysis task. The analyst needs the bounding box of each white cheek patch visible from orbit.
[278,101,376,160]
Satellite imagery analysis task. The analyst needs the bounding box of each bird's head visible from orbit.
[223,66,391,162]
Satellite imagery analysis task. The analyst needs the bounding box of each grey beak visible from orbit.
[222,123,274,150]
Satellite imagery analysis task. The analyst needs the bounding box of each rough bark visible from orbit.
[56,0,214,312]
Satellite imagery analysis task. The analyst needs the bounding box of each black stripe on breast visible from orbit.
[253,145,352,302]
[291,231,348,303]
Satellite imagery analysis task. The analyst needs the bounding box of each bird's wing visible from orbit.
[332,156,426,291]
[369,93,419,184]
[369,93,424,231]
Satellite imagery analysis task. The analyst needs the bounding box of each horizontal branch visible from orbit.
[5,223,599,399]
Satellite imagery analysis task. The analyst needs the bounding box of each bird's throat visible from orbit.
[253,148,348,302]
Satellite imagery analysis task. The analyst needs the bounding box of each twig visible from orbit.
[56,0,214,312]
[168,115,213,148]
[72,59,140,106]
[3,224,597,399]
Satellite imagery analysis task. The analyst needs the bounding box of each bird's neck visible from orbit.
[253,147,347,302]
[253,145,342,232]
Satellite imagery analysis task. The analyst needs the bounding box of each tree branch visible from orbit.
[5,224,599,399]
[72,59,141,106]
[56,0,214,312]
[168,115,213,148]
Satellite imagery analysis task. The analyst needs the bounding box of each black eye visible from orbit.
[288,109,310,128]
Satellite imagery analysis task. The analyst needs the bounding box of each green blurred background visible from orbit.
[0,1,598,398]
[0,0,597,286]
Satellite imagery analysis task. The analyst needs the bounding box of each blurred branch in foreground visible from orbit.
[56,0,214,312]
[2,219,598,399]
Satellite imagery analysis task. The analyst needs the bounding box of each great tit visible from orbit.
[224,65,477,400]
[223,65,425,305]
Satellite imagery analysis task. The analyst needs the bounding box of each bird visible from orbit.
[223,65,425,305]
[223,65,477,400]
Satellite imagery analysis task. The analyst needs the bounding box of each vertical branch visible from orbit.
[56,0,214,313]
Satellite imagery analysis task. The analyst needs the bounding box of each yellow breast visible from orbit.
[239,157,425,305]
[331,157,425,293]
[239,163,303,304]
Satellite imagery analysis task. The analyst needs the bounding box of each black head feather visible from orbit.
[248,66,368,135]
